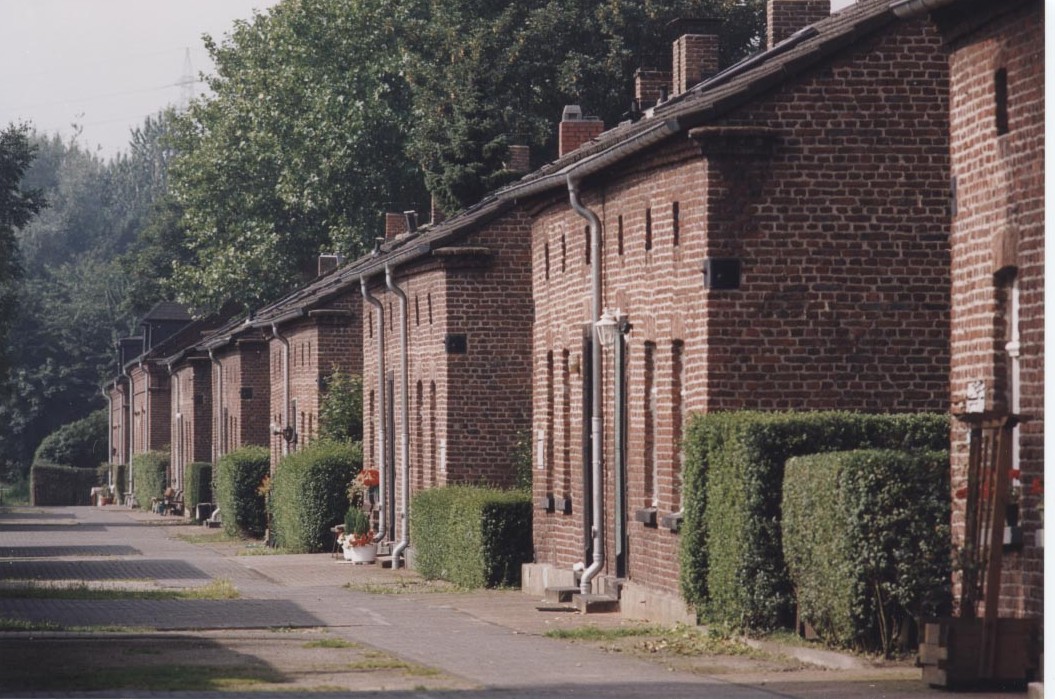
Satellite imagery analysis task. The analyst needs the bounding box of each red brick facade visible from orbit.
[107,381,129,466]
[531,14,951,602]
[128,363,172,458]
[938,0,1043,619]
[212,339,272,463]
[360,213,535,533]
[268,292,362,469]
[169,358,212,490]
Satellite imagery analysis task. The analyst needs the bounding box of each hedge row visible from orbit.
[131,451,168,503]
[783,450,951,654]
[270,440,362,552]
[32,410,108,470]
[185,462,212,515]
[214,446,270,538]
[679,411,948,631]
[412,486,532,588]
[30,462,103,505]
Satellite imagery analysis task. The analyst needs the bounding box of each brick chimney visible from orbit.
[635,68,672,107]
[317,253,344,277]
[767,0,830,49]
[385,212,407,240]
[670,19,721,97]
[430,195,446,226]
[558,105,605,157]
[507,144,531,173]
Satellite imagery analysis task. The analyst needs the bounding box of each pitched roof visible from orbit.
[140,300,192,323]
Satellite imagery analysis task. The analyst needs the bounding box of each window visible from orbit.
[545,351,554,493]
[584,224,590,265]
[671,340,684,510]
[617,215,624,256]
[415,297,420,326]
[427,294,433,324]
[561,349,571,495]
[561,233,567,272]
[672,202,680,247]
[544,242,550,280]
[643,341,656,506]
[645,208,653,251]
[995,68,1009,135]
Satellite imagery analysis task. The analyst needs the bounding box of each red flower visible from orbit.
[1030,478,1044,496]
[1009,469,1022,480]
[955,487,969,500]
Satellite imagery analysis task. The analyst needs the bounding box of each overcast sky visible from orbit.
[1,0,857,161]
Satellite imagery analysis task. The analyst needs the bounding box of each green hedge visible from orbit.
[412,486,532,588]
[30,462,103,505]
[679,411,948,631]
[131,451,168,503]
[214,446,270,538]
[783,450,951,654]
[185,462,213,515]
[33,410,108,470]
[113,464,127,503]
[270,440,362,552]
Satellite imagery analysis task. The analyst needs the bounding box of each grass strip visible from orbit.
[0,578,239,601]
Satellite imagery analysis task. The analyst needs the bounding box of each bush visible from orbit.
[269,440,362,552]
[318,369,363,443]
[783,449,951,654]
[30,462,103,505]
[679,411,948,631]
[214,446,271,538]
[113,464,127,503]
[412,486,532,588]
[185,462,213,515]
[131,451,168,503]
[33,410,108,470]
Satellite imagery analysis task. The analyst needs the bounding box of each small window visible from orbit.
[561,233,567,272]
[645,208,653,251]
[415,296,420,326]
[672,202,680,246]
[544,242,550,280]
[617,215,624,256]
[995,68,1009,135]
[584,225,590,265]
[427,293,433,324]
[368,311,373,338]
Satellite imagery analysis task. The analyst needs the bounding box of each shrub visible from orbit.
[113,463,127,503]
[318,369,363,443]
[783,449,951,654]
[131,451,168,503]
[269,440,362,552]
[30,462,103,505]
[679,411,948,631]
[412,486,532,588]
[185,462,213,515]
[214,446,270,538]
[33,410,108,470]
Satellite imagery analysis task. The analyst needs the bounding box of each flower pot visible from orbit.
[343,542,377,564]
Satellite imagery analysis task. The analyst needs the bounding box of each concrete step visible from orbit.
[544,586,581,604]
[574,593,620,614]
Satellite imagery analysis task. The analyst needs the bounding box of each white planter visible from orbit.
[343,543,377,564]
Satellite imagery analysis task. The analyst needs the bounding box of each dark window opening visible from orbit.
[995,67,1009,135]
[672,202,680,246]
[645,208,653,251]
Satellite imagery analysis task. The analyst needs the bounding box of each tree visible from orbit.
[0,124,45,380]
[167,0,428,313]
[403,0,765,213]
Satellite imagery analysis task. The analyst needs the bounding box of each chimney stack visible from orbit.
[767,0,830,49]
[317,253,344,277]
[558,105,605,158]
[507,144,531,173]
[385,212,407,240]
[635,68,673,107]
[669,19,721,97]
[430,195,446,226]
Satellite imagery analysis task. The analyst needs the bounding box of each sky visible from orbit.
[0,0,857,162]
[0,0,276,160]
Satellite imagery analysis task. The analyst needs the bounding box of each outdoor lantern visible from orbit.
[595,308,620,349]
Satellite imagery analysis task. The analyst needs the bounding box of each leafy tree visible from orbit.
[403,0,765,212]
[318,369,363,443]
[32,409,108,470]
[167,0,428,312]
[0,124,45,378]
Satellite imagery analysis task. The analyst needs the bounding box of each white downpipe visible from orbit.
[271,324,292,458]
[122,367,134,501]
[103,387,113,489]
[208,349,224,462]
[386,264,411,568]
[361,276,388,544]
[568,174,605,595]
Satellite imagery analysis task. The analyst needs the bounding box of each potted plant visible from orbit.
[340,507,376,563]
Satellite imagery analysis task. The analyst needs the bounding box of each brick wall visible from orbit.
[361,214,534,540]
[941,1,1043,618]
[531,17,951,597]
[107,383,129,465]
[213,339,271,463]
[268,290,362,470]
[129,363,171,458]
[170,359,212,490]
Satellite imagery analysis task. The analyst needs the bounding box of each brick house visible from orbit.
[356,204,535,561]
[105,336,144,469]
[244,257,366,470]
[894,0,1043,681]
[501,0,953,619]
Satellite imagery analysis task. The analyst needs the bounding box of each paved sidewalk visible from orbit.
[0,505,1026,698]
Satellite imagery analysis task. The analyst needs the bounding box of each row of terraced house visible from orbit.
[103,0,1043,651]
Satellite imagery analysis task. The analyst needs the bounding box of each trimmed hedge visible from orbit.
[131,451,168,503]
[214,446,270,538]
[783,450,951,654]
[412,486,532,588]
[270,440,362,553]
[679,411,948,631]
[185,462,213,515]
[33,410,108,470]
[30,461,103,505]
